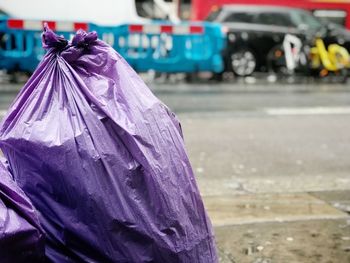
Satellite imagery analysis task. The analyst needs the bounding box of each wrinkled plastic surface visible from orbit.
[0,27,218,262]
[0,158,45,262]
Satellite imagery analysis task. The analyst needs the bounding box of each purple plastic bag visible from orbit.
[0,158,45,262]
[0,27,218,262]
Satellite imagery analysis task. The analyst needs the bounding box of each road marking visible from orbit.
[265,106,350,116]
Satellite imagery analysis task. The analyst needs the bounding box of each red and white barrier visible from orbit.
[6,19,204,36]
[7,19,88,32]
[128,24,204,35]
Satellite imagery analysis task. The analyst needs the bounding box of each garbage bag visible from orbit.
[0,27,218,262]
[0,157,45,262]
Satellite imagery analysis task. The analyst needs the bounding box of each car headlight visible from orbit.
[228,33,236,42]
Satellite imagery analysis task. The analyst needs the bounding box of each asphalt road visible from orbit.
[0,80,349,195]
[153,82,350,196]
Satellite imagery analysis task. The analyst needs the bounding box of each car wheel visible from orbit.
[230,48,256,76]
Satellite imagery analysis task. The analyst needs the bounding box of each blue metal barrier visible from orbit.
[0,17,77,72]
[0,17,225,73]
[90,22,225,73]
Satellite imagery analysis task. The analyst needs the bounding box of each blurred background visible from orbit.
[1,0,350,262]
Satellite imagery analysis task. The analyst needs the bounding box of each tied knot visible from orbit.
[72,30,98,49]
[42,24,68,50]
[41,24,97,52]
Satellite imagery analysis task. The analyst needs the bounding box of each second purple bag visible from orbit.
[0,28,218,262]
[0,158,45,262]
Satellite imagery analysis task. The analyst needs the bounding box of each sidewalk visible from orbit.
[205,191,350,263]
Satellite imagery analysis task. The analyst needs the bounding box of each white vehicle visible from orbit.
[0,0,146,25]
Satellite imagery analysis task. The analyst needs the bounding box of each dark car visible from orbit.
[207,5,350,76]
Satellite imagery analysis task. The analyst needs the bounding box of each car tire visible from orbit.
[230,48,257,77]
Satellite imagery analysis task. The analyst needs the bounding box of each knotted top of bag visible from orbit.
[42,24,98,52]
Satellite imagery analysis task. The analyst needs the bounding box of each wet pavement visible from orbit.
[208,191,350,262]
[204,193,348,226]
[216,217,350,263]
[0,78,349,262]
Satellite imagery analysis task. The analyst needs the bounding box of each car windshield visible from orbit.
[223,12,256,23]
[206,8,222,21]
[290,9,323,30]
[0,9,7,15]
